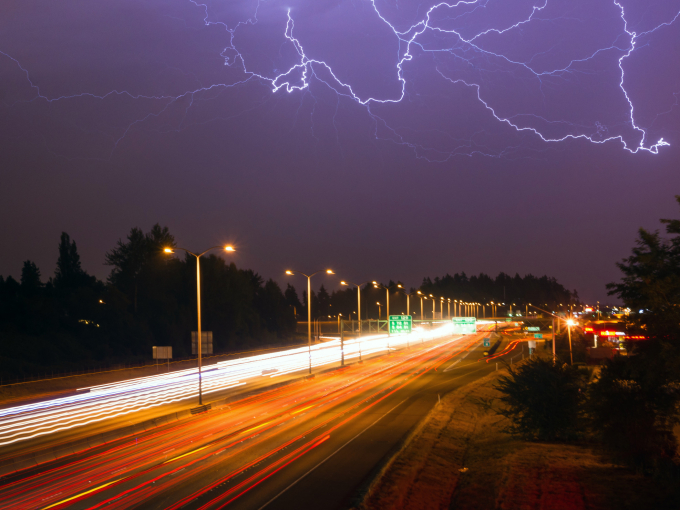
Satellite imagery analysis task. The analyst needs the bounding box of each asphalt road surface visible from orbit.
[0,330,522,510]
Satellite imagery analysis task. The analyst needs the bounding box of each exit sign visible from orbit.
[389,315,412,335]
[452,317,477,334]
[527,327,540,332]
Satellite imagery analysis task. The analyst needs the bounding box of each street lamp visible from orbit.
[373,281,402,332]
[393,285,410,316]
[447,298,451,319]
[164,244,235,405]
[417,291,425,320]
[340,280,370,334]
[566,318,576,365]
[376,301,382,319]
[429,294,435,320]
[286,268,334,375]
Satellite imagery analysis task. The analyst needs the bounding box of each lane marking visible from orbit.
[443,340,482,372]
[41,478,121,509]
[256,398,409,510]
[443,359,461,372]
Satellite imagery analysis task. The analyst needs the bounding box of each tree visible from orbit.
[607,196,680,341]
[105,224,176,314]
[284,284,302,316]
[54,232,86,290]
[20,260,42,292]
[588,356,679,473]
[495,357,586,441]
[599,195,680,473]
[317,285,330,317]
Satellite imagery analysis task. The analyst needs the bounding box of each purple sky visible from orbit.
[1,0,679,303]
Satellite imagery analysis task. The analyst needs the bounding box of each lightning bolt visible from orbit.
[1,0,678,161]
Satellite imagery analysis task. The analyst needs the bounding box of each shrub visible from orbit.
[495,357,586,441]
[588,355,680,475]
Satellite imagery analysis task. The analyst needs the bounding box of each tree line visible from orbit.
[0,224,579,378]
[306,272,578,321]
[0,225,300,378]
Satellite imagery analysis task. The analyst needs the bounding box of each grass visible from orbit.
[355,361,676,510]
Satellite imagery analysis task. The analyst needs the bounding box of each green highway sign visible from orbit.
[483,337,491,347]
[452,317,477,334]
[527,326,540,332]
[389,315,412,335]
[534,333,543,339]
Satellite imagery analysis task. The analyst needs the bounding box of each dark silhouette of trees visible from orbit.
[54,232,89,291]
[20,261,42,292]
[0,227,297,378]
[105,224,176,315]
[594,195,680,475]
[317,285,330,317]
[496,357,587,441]
[284,284,302,317]
[0,225,584,379]
[418,271,578,309]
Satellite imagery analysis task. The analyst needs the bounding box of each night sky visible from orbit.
[1,0,679,303]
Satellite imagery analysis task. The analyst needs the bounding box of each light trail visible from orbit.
[5,334,468,507]
[0,331,489,510]
[0,323,458,447]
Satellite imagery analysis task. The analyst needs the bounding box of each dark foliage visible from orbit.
[598,195,680,475]
[0,226,297,378]
[495,357,586,441]
[419,272,579,310]
[588,356,680,474]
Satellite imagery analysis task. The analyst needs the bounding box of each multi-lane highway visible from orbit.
[0,325,515,510]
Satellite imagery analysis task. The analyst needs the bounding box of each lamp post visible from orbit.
[340,280,370,334]
[429,294,435,320]
[373,282,402,334]
[417,291,424,320]
[566,318,575,365]
[395,286,415,317]
[447,299,451,319]
[377,302,382,319]
[286,268,334,375]
[164,244,235,406]
[529,304,575,363]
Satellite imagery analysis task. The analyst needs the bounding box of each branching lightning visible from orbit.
[1,0,679,161]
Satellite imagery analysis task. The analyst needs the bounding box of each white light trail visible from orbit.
[0,322,466,447]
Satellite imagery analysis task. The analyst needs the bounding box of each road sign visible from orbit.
[389,315,412,335]
[452,317,477,334]
[527,326,540,332]
[191,331,213,355]
[153,346,172,359]
[534,333,543,339]
[483,337,491,347]
[528,340,537,349]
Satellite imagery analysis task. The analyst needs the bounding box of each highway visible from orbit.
[0,325,517,510]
